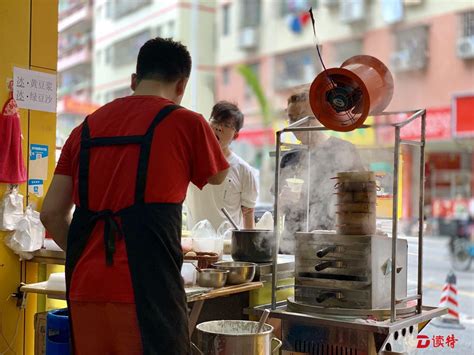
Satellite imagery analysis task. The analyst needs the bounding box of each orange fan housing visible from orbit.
[309,55,394,132]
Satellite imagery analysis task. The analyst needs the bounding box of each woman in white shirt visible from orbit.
[186,101,258,230]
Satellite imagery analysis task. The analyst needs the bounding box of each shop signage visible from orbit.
[452,93,474,137]
[13,67,57,113]
[375,107,451,143]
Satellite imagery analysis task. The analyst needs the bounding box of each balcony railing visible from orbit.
[58,45,91,71]
[58,3,91,32]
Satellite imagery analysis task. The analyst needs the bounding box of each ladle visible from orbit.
[221,207,240,230]
[256,309,270,333]
[191,262,202,273]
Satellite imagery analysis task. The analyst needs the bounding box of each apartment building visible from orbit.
[92,0,216,117]
[57,0,96,147]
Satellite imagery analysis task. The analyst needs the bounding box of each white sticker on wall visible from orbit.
[13,67,57,113]
[28,179,44,197]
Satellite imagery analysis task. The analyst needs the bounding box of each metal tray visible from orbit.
[287,296,417,320]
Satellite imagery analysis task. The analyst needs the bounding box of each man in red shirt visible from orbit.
[40,38,229,354]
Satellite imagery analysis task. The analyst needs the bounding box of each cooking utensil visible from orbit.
[221,207,239,230]
[212,261,257,285]
[231,229,274,263]
[197,269,229,288]
[196,320,282,355]
[256,309,270,333]
[191,263,202,273]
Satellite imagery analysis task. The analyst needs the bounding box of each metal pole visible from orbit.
[272,131,282,310]
[306,145,311,232]
[190,0,199,110]
[417,110,426,314]
[391,126,401,322]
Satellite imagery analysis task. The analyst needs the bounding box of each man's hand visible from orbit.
[40,175,74,251]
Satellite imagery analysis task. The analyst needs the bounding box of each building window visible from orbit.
[274,48,321,90]
[244,62,259,100]
[390,25,429,72]
[111,30,151,67]
[222,67,230,85]
[333,39,363,66]
[460,10,474,37]
[168,20,175,38]
[280,0,318,17]
[105,46,113,64]
[223,4,231,36]
[108,0,152,20]
[240,0,261,28]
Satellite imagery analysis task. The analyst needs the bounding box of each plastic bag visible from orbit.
[0,186,24,231]
[191,219,217,239]
[217,221,233,240]
[5,206,45,257]
[256,211,274,230]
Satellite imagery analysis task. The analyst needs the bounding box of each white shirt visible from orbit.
[185,152,258,230]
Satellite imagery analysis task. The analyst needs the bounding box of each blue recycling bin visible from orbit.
[46,308,70,355]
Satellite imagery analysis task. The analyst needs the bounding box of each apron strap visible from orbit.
[76,104,180,265]
[134,104,180,204]
[78,116,91,209]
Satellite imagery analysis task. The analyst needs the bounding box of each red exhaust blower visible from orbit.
[309,55,394,132]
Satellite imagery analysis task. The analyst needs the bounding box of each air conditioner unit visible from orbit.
[457,36,474,59]
[239,27,258,50]
[340,0,365,23]
[321,0,340,6]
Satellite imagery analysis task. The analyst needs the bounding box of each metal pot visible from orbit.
[231,230,274,263]
[195,320,282,355]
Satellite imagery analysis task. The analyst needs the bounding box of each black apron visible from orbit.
[65,105,191,355]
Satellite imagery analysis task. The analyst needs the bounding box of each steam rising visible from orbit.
[278,136,365,254]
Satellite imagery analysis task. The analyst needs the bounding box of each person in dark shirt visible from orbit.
[279,89,365,253]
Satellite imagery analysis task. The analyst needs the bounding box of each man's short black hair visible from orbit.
[211,101,244,132]
[136,37,192,83]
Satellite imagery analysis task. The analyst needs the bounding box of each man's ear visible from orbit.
[233,131,239,140]
[176,78,188,97]
[131,73,138,91]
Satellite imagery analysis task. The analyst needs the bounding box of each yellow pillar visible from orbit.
[0,1,57,354]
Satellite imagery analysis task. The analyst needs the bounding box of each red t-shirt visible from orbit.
[55,96,229,303]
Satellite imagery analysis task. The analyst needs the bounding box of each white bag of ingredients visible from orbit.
[191,220,223,256]
[5,206,45,257]
[256,211,274,230]
[0,187,24,231]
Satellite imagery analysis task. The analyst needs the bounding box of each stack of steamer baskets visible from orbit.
[335,171,377,235]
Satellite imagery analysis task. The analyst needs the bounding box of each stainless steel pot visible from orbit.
[195,320,282,355]
[231,230,275,263]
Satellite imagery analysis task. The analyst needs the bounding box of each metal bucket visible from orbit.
[194,320,282,355]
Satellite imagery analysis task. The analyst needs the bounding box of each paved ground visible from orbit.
[405,236,473,354]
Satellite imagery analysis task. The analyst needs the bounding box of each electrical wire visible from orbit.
[0,308,22,355]
[308,7,362,127]
[309,7,335,89]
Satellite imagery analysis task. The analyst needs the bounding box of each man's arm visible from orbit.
[241,206,255,229]
[40,175,74,251]
[208,168,229,185]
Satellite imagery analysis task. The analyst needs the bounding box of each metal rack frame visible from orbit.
[271,109,427,323]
